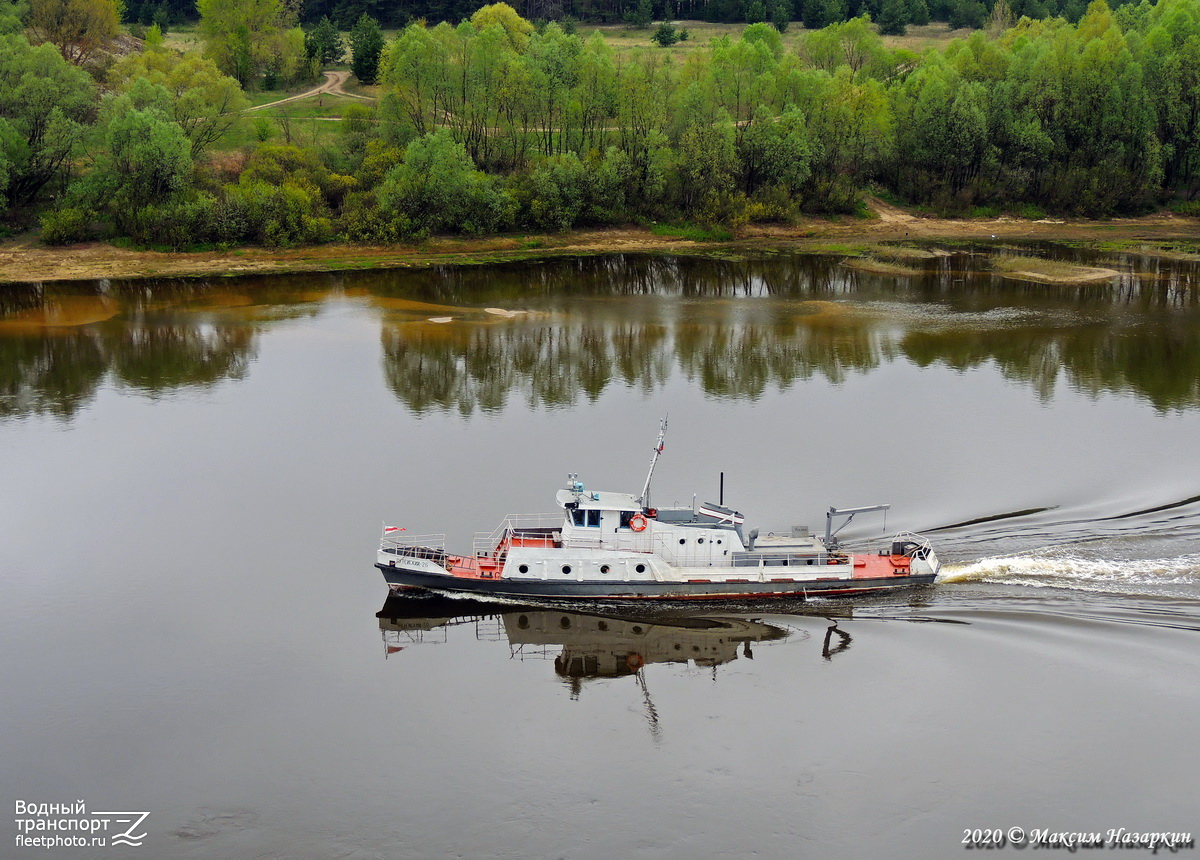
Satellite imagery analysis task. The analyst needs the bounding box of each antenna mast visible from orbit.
[639,416,668,507]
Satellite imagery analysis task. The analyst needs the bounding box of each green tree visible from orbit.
[109,45,249,157]
[0,33,95,208]
[802,0,847,30]
[625,0,653,29]
[63,102,195,239]
[26,0,118,65]
[652,20,679,45]
[305,16,344,65]
[877,0,909,35]
[0,0,26,32]
[350,13,384,84]
[100,107,192,211]
[381,21,449,138]
[470,2,533,51]
[676,117,738,217]
[377,128,515,234]
[737,104,812,194]
[948,0,986,29]
[770,0,792,31]
[197,0,288,87]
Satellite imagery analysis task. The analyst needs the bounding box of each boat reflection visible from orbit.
[374,593,867,686]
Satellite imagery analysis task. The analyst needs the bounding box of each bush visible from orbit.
[220,180,334,246]
[652,21,679,46]
[123,194,218,248]
[339,190,407,242]
[1168,199,1200,217]
[40,207,93,244]
[377,129,516,235]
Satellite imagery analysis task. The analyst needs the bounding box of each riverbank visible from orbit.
[3,200,1198,286]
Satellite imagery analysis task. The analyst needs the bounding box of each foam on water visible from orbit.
[939,548,1200,595]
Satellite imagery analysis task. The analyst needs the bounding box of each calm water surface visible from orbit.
[2,249,1198,858]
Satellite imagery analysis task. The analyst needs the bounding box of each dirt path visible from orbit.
[2,208,1197,286]
[246,71,375,112]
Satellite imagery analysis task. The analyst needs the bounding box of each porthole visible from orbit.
[517,615,529,629]
[679,538,686,545]
[559,616,571,629]
[717,539,722,545]
[632,625,644,634]
[635,564,646,574]
[562,565,572,574]
[518,564,529,573]
[600,564,610,574]
[698,537,705,544]
[597,621,608,631]
[674,644,682,650]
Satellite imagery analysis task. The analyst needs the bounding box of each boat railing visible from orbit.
[380,533,446,553]
[890,531,933,559]
[474,512,563,558]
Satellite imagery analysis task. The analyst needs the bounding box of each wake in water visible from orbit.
[939,546,1200,597]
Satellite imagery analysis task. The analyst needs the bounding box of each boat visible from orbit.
[376,420,941,603]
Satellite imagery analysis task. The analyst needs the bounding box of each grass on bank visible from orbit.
[990,254,1120,283]
[649,223,734,242]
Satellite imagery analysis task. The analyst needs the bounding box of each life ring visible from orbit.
[630,514,648,532]
[626,652,645,671]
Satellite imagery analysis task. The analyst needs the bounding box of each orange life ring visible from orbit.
[626,652,645,671]
[630,514,648,532]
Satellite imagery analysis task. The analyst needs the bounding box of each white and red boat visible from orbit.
[376,422,940,602]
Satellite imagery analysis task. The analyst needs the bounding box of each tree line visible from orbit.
[2,0,1200,249]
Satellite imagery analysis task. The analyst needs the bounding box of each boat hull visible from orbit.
[375,562,936,602]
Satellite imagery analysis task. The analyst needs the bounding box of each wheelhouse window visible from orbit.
[571,509,601,527]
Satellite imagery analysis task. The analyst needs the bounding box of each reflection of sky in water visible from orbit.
[3,253,1199,860]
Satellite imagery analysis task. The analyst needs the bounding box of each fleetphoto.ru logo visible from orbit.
[14,800,150,849]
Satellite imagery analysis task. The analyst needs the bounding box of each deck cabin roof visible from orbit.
[555,488,642,512]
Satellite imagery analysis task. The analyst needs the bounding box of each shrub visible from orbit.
[40,207,93,244]
[652,21,678,46]
[377,129,516,235]
[1169,199,1200,217]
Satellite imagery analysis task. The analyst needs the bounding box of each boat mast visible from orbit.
[639,416,668,508]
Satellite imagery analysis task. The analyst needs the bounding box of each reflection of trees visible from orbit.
[382,315,894,412]
[675,320,892,398]
[0,282,263,421]
[0,332,107,420]
[107,325,255,393]
[381,321,671,414]
[1060,325,1200,411]
[902,324,1200,411]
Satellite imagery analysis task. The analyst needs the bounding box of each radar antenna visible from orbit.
[639,416,668,507]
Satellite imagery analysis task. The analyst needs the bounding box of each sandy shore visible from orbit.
[2,200,1196,286]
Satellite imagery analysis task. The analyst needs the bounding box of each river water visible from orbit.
[2,248,1198,858]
